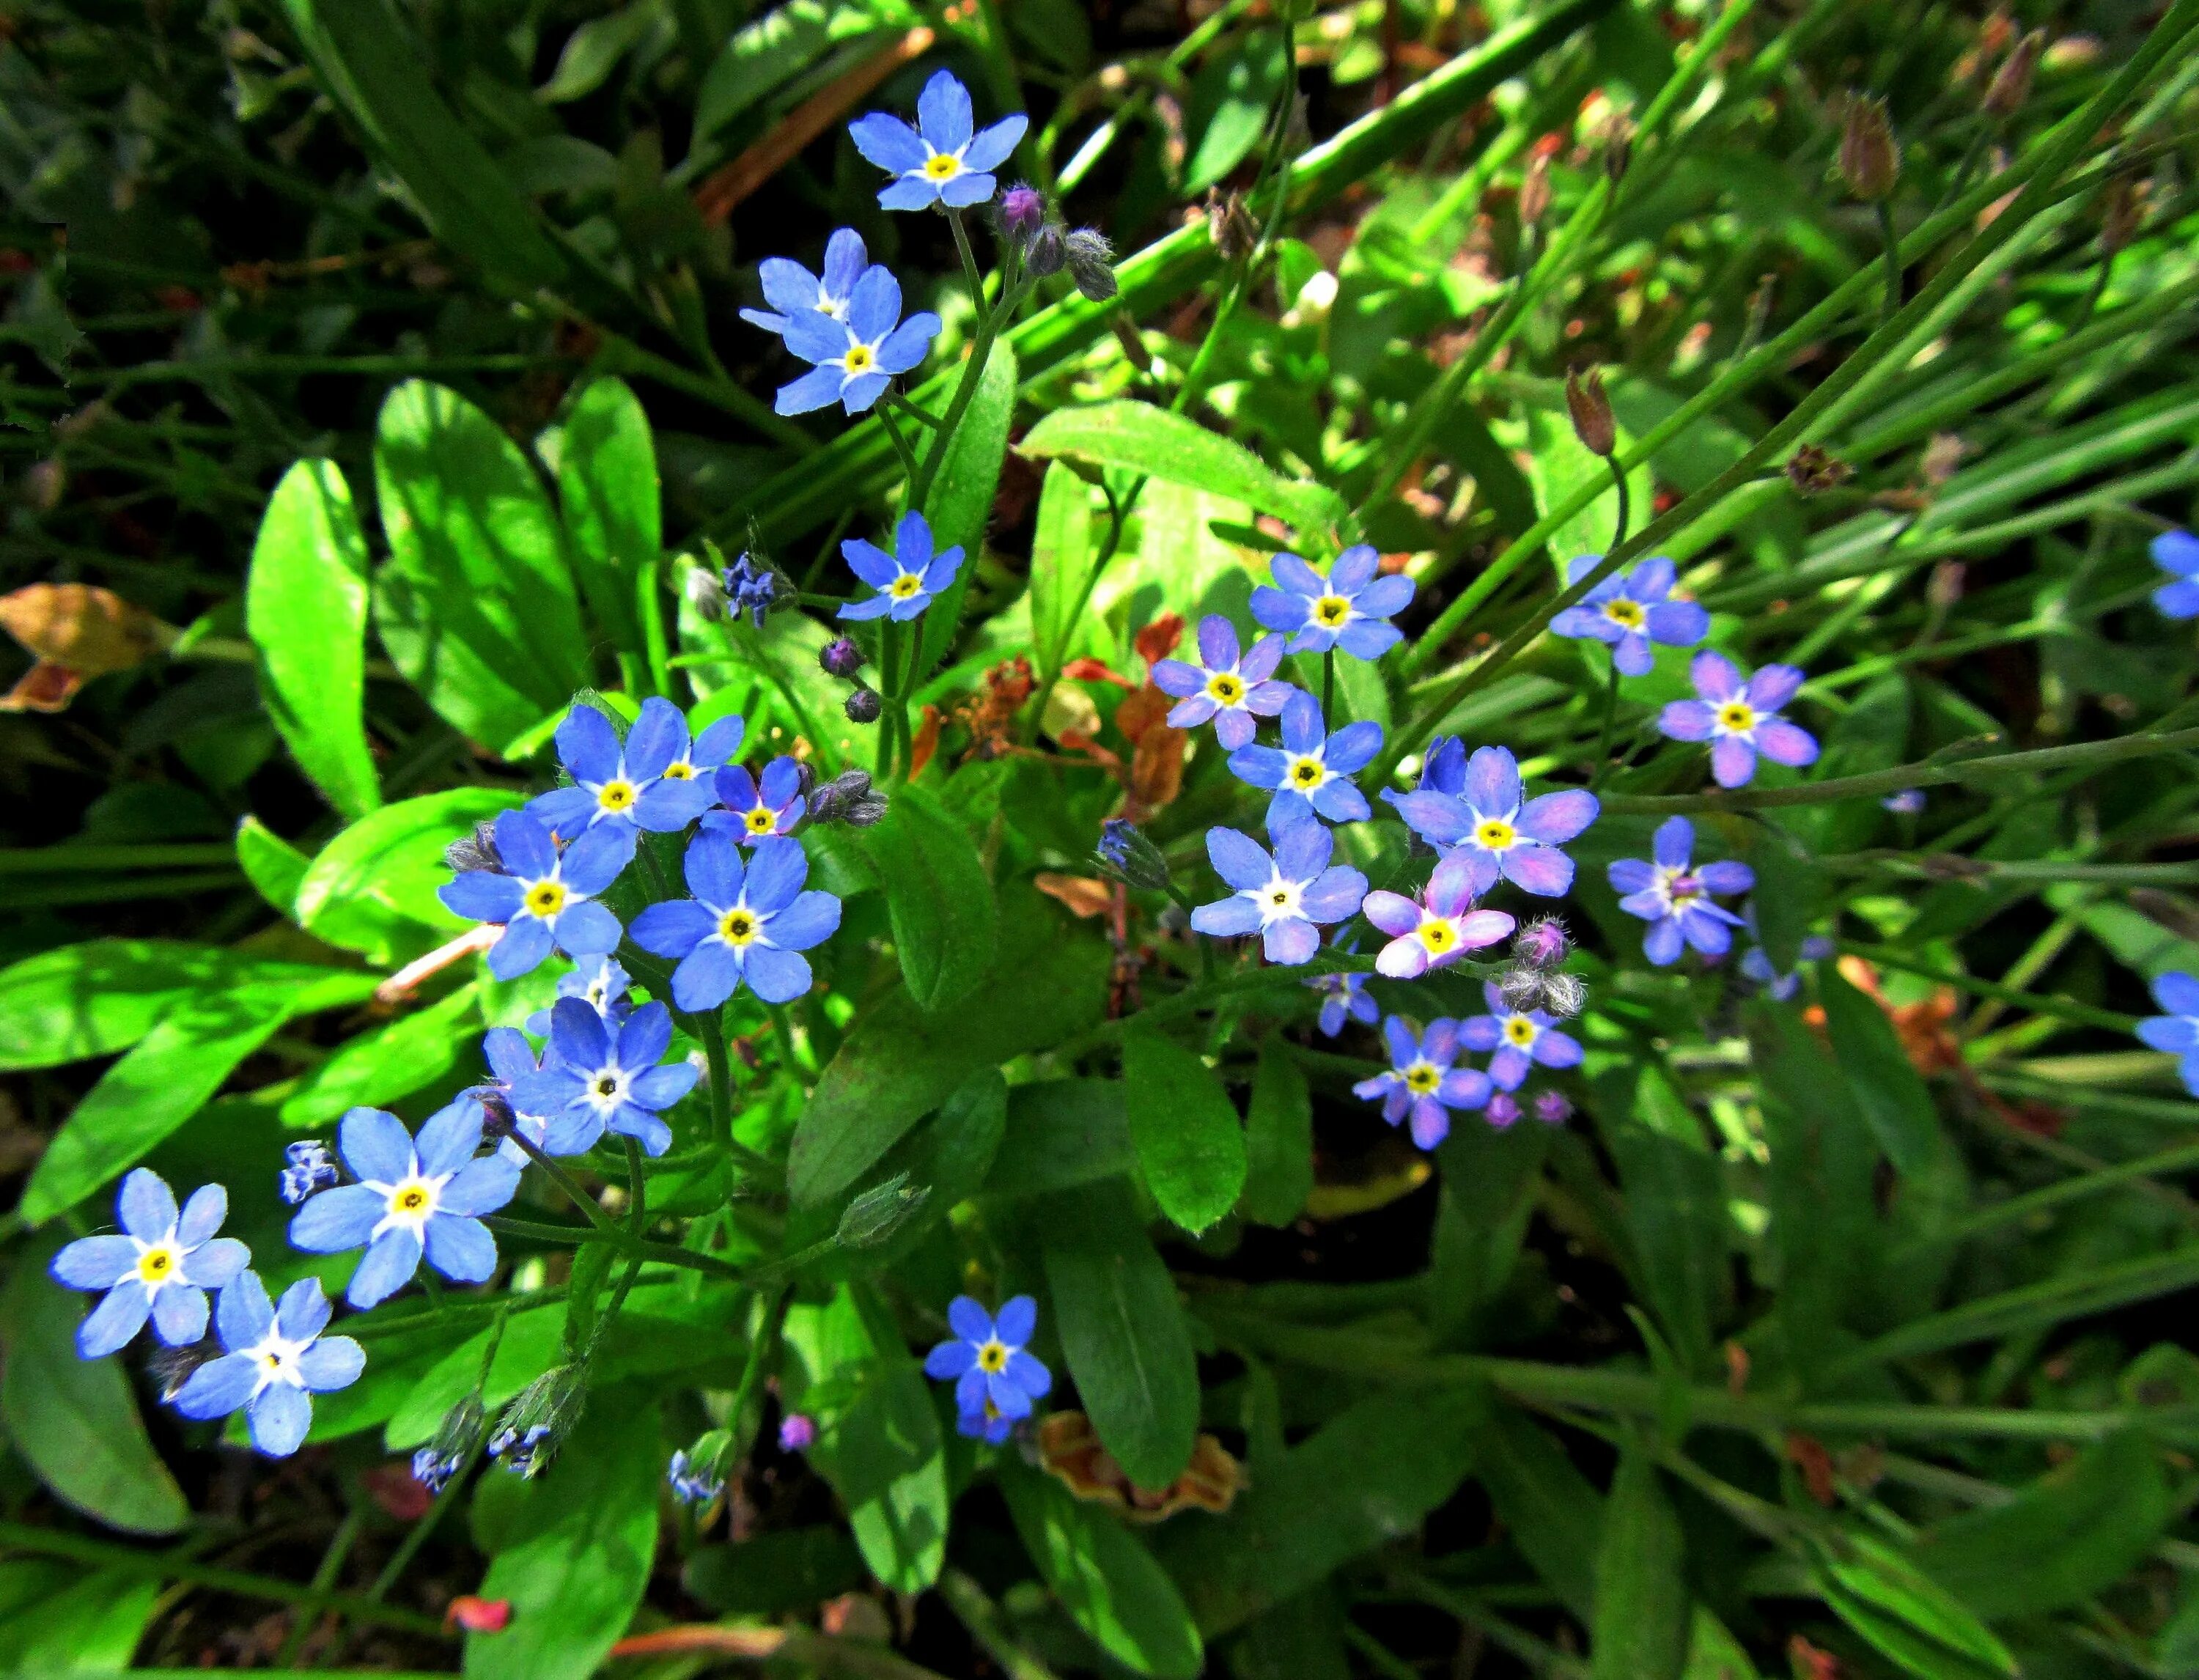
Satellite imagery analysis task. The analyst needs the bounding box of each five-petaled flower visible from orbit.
[633,833,843,1012]
[1250,545,1414,658]
[776,269,941,416]
[438,808,630,981]
[850,70,1028,211]
[706,757,808,844]
[2151,531,2199,620]
[1658,651,1819,789]
[1352,1017,1492,1150]
[51,1168,249,1359]
[1383,740,1598,897]
[1149,615,1293,748]
[1608,817,1754,966]
[1461,981,1585,1090]
[741,228,877,336]
[924,1294,1051,1443]
[288,1100,520,1311]
[514,998,702,1159]
[1227,690,1383,828]
[1189,823,1368,965]
[1362,854,1517,979]
[530,699,721,838]
[1550,556,1709,676]
[838,510,965,622]
[171,1274,365,1459]
[2137,970,2199,1097]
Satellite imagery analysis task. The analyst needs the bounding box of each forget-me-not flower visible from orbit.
[924,1295,1050,1444]
[1308,937,1377,1036]
[2151,531,2199,620]
[525,954,633,1037]
[1189,822,1368,965]
[51,1169,249,1358]
[1608,817,1754,966]
[838,510,964,622]
[1738,905,1835,1001]
[1352,1017,1491,1151]
[2137,971,2199,1096]
[741,228,874,336]
[513,999,702,1159]
[1549,556,1709,675]
[776,270,940,416]
[531,699,721,838]
[287,1099,521,1311]
[705,757,808,844]
[633,833,842,1012]
[1659,651,1819,789]
[279,1141,338,1208]
[850,70,1028,212]
[667,1449,727,1506]
[1362,853,1517,979]
[438,809,630,981]
[171,1273,364,1458]
[1250,545,1414,658]
[1228,691,1383,829]
[476,1025,589,1164]
[1383,741,1598,897]
[1461,981,1585,1090]
[1149,616,1294,749]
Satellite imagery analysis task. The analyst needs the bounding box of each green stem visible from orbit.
[506,1132,622,1237]
[482,1215,749,1279]
[696,1009,736,1156]
[1587,658,1621,790]
[1837,940,2137,1031]
[878,399,922,485]
[1023,487,1130,743]
[274,1505,361,1665]
[1875,198,1903,326]
[1322,649,1335,722]
[713,1286,793,1478]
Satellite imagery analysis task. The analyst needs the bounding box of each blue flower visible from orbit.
[1361,853,1516,979]
[437,809,630,981]
[1250,545,1415,658]
[667,1448,727,1506]
[2137,970,2199,1095]
[287,1099,521,1311]
[474,1026,584,1165]
[704,756,808,844]
[279,1141,339,1207]
[1607,817,1753,966]
[1188,822,1367,965]
[512,999,701,1159]
[170,1274,364,1459]
[50,1169,249,1359]
[1658,651,1819,789]
[850,70,1028,212]
[1738,906,1835,1001]
[1548,556,1709,675]
[1460,981,1585,1090]
[2152,531,2199,619]
[719,550,785,628]
[525,954,634,1036]
[776,270,940,416]
[741,228,875,336]
[1227,690,1383,828]
[632,833,843,1012]
[528,698,721,839]
[1149,615,1293,749]
[1308,938,1377,1037]
[837,510,964,622]
[1352,1017,1491,1151]
[1382,740,1599,898]
[924,1294,1050,1443]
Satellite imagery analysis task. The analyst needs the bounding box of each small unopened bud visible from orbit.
[684,564,729,624]
[280,1140,339,1206]
[720,548,787,630]
[778,1413,817,1452]
[1485,1092,1522,1130]
[1920,433,1966,486]
[1063,229,1118,302]
[1881,788,1926,815]
[1564,367,1616,458]
[1839,97,1899,202]
[1026,223,1066,278]
[1602,122,1634,182]
[1786,443,1853,495]
[998,182,1045,243]
[445,819,504,875]
[844,688,882,725]
[1982,31,2044,119]
[1517,154,1552,228]
[1539,972,1588,1020]
[819,635,865,679]
[1094,817,1171,892]
[1512,916,1571,970]
[1533,1091,1573,1126]
[413,1391,488,1493]
[809,767,888,827]
[2100,176,2142,255]
[489,1365,586,1479]
[1206,189,1256,262]
[837,1171,931,1248]
[667,1431,732,1506]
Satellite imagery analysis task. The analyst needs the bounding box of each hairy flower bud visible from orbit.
[444,819,504,876]
[1094,817,1171,892]
[1564,367,1616,458]
[837,1171,931,1248]
[844,688,882,725]
[1533,1090,1573,1126]
[1539,972,1588,1020]
[1982,30,2044,119]
[667,1431,732,1506]
[998,182,1045,243]
[1063,229,1118,302]
[1485,1091,1522,1130]
[1026,223,1067,278]
[413,1391,488,1493]
[1207,189,1257,262]
[809,767,888,827]
[778,1413,817,1452]
[489,1366,586,1479]
[819,635,866,679]
[1512,916,1572,970]
[1786,443,1854,495]
[1838,97,1899,202]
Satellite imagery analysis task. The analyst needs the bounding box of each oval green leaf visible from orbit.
[1002,1462,1204,1678]
[1125,1028,1246,1234]
[854,784,998,1013]
[556,377,656,657]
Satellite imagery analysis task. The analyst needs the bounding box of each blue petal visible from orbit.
[338,1108,414,1184]
[423,1214,497,1284]
[173,1352,257,1420]
[248,1384,312,1458]
[76,1282,152,1359]
[414,1096,485,1178]
[346,1228,423,1311]
[289,1185,384,1253]
[118,1168,177,1242]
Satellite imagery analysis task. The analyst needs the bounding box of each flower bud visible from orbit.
[280,1140,339,1206]
[1026,223,1067,278]
[1982,31,2044,119]
[1539,972,1588,1020]
[1207,189,1257,262]
[809,767,888,827]
[667,1431,732,1506]
[1485,1092,1522,1130]
[720,548,787,630]
[444,819,504,875]
[489,1365,586,1478]
[844,688,882,725]
[413,1391,488,1493]
[1838,97,1898,202]
[1532,1091,1573,1126]
[1564,367,1616,458]
[1063,229,1119,302]
[1094,817,1171,892]
[1512,916,1572,970]
[1786,443,1854,495]
[778,1413,817,1452]
[819,635,866,679]
[684,564,729,624]
[1517,154,1552,229]
[998,182,1045,243]
[836,1171,931,1248]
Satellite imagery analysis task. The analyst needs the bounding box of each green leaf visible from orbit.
[1818,962,1942,1178]
[1522,399,1652,573]
[235,817,311,917]
[824,1359,951,1591]
[556,377,655,657]
[693,0,900,144]
[465,1393,662,1680]
[1426,1123,1549,1343]
[1591,1449,1690,1680]
[246,458,380,819]
[1001,1462,1204,1679]
[21,984,321,1225]
[277,984,479,1128]
[1682,1607,1763,1680]
[855,784,998,1012]
[1745,824,1822,975]
[536,1,658,102]
[915,342,1017,682]
[1473,1405,1602,1618]
[983,1079,1133,1199]
[295,787,526,967]
[1019,400,1347,539]
[1811,1534,2016,1680]
[372,380,591,750]
[1037,1179,1198,1490]
[0,941,240,1072]
[1182,28,1287,194]
[1603,1105,1725,1374]
[684,1529,866,1618]
[857,1066,1008,1267]
[1240,1036,1312,1226]
[0,1566,159,1672]
[1028,462,1096,678]
[0,1238,188,1535]
[1124,1028,1246,1234]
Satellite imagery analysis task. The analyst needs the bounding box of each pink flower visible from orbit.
[1361,855,1515,979]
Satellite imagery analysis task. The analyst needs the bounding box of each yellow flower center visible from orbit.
[1717,701,1756,733]
[1404,1061,1440,1094]
[1420,918,1456,954]
[1289,756,1325,788]
[976,1338,1009,1372]
[1476,817,1517,851]
[843,343,875,373]
[1207,673,1245,704]
[663,761,694,781]
[719,907,759,946]
[526,880,567,918]
[386,1179,436,1221]
[1313,594,1352,627]
[597,779,636,811]
[924,152,962,180]
[136,1245,176,1284]
[745,806,778,836]
[1604,598,1646,630]
[890,572,924,599]
[1269,889,1292,907]
[1504,1016,1538,1047]
[259,1348,287,1379]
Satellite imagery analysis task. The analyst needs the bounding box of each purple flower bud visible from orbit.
[1027,223,1066,278]
[844,688,882,724]
[998,182,1045,241]
[1533,1091,1573,1126]
[1063,229,1117,301]
[778,1413,817,1452]
[1513,916,1572,970]
[820,635,866,678]
[1485,1092,1522,1130]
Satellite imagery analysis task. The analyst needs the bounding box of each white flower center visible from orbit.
[1418,915,1458,955]
[246,1329,313,1394]
[371,1165,445,1239]
[840,341,878,375]
[1256,872,1304,925]
[719,906,762,946]
[523,877,567,919]
[1604,597,1646,630]
[594,778,637,812]
[890,572,924,600]
[585,1068,629,1116]
[1475,816,1517,852]
[1207,671,1245,705]
[1311,594,1353,628]
[923,150,965,182]
[976,1338,1010,1373]
[1286,754,1327,791]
